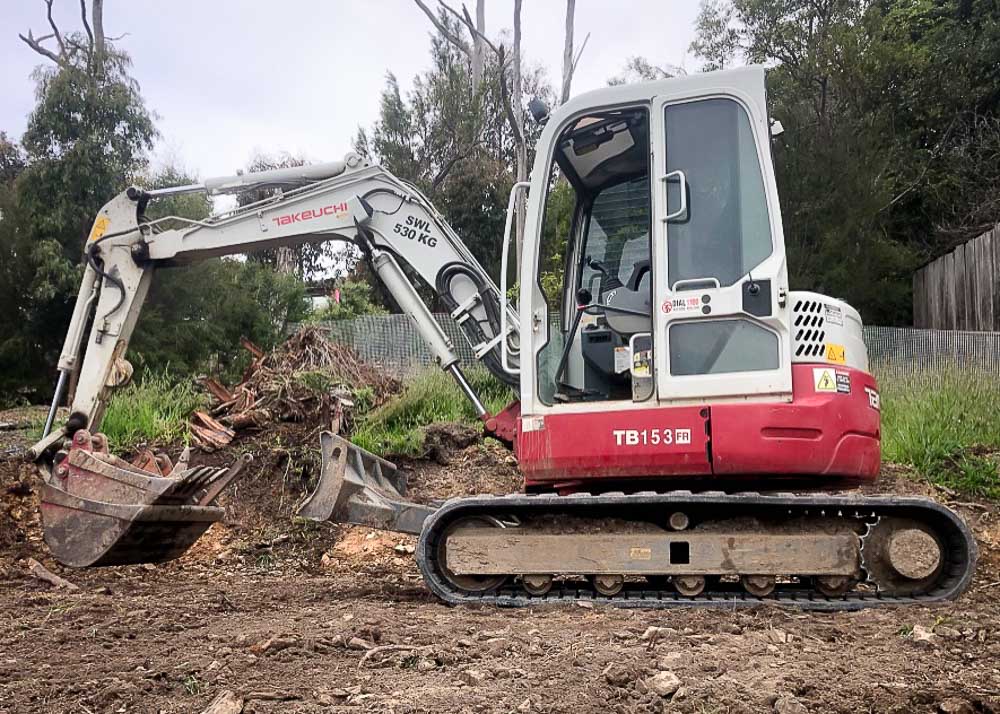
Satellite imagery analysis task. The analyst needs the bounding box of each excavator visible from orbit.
[28,67,975,608]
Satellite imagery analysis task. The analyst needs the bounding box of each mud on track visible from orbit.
[2,421,1000,713]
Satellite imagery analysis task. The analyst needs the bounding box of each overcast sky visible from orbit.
[2,1,701,181]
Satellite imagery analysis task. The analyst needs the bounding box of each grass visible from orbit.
[100,371,206,452]
[880,367,1000,499]
[351,368,514,457]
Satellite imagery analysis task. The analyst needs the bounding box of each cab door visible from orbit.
[651,69,792,402]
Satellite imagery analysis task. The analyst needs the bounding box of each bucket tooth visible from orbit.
[40,430,249,568]
[296,431,434,536]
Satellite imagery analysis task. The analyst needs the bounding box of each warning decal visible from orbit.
[814,368,852,394]
[825,343,846,364]
[813,368,837,392]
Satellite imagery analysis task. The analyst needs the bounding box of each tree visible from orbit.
[410,1,537,262]
[689,0,740,70]
[358,11,554,285]
[559,0,590,104]
[687,0,1000,325]
[0,1,156,402]
[607,57,682,85]
[125,165,310,382]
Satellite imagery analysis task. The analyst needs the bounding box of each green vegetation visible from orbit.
[880,368,1000,499]
[309,278,388,322]
[99,372,206,452]
[351,368,513,456]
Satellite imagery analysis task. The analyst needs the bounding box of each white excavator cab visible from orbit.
[518,66,791,414]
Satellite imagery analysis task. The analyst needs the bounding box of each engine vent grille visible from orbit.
[792,299,826,358]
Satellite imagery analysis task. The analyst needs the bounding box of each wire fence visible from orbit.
[294,316,1000,380]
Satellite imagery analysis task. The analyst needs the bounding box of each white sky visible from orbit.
[2,1,701,180]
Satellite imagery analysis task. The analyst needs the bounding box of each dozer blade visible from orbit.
[40,430,250,567]
[296,431,434,535]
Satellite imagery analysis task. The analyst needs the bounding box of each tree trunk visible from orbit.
[92,0,106,66]
[561,0,576,104]
[513,0,527,266]
[276,247,296,275]
[472,0,486,91]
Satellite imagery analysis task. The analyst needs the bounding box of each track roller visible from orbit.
[590,574,625,596]
[522,574,553,596]
[673,575,706,596]
[742,575,776,597]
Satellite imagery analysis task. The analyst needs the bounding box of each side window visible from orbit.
[665,98,771,288]
[535,107,653,405]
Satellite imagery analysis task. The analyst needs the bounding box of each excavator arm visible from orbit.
[32,152,520,460]
[28,153,521,568]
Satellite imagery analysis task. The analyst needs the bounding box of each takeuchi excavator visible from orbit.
[29,67,975,608]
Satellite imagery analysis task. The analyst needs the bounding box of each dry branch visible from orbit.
[199,691,244,714]
[26,558,79,590]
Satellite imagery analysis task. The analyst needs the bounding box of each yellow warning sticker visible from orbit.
[813,368,837,392]
[88,215,111,242]
[825,343,846,364]
[629,547,652,561]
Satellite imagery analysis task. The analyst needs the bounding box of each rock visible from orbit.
[639,626,677,642]
[460,669,487,686]
[774,695,808,714]
[602,663,632,687]
[644,671,682,697]
[938,698,976,714]
[347,636,374,650]
[934,625,962,639]
[394,543,415,554]
[575,601,594,609]
[656,652,683,669]
[416,658,436,672]
[911,625,936,643]
[517,698,532,712]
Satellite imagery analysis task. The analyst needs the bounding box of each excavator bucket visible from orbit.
[40,430,250,567]
[296,431,434,536]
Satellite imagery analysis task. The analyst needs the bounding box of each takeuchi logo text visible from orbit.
[272,202,349,227]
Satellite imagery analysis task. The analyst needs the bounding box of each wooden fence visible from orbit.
[913,224,1000,330]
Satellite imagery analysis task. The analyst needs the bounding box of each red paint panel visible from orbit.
[518,363,881,488]
[711,364,880,480]
[519,405,711,484]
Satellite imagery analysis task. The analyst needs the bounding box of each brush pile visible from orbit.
[190,327,401,449]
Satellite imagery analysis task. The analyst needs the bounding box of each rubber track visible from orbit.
[416,491,977,610]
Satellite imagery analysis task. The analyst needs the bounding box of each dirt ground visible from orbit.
[2,411,1000,714]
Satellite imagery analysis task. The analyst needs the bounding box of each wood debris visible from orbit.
[26,558,79,590]
[190,327,401,445]
[200,690,244,714]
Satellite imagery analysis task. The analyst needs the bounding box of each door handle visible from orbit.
[671,277,720,292]
[661,169,688,222]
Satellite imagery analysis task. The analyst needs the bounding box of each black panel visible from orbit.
[742,279,772,317]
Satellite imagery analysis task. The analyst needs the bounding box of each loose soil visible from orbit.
[2,409,1000,713]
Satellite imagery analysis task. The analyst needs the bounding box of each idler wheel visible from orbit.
[437,517,507,593]
[888,528,942,580]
